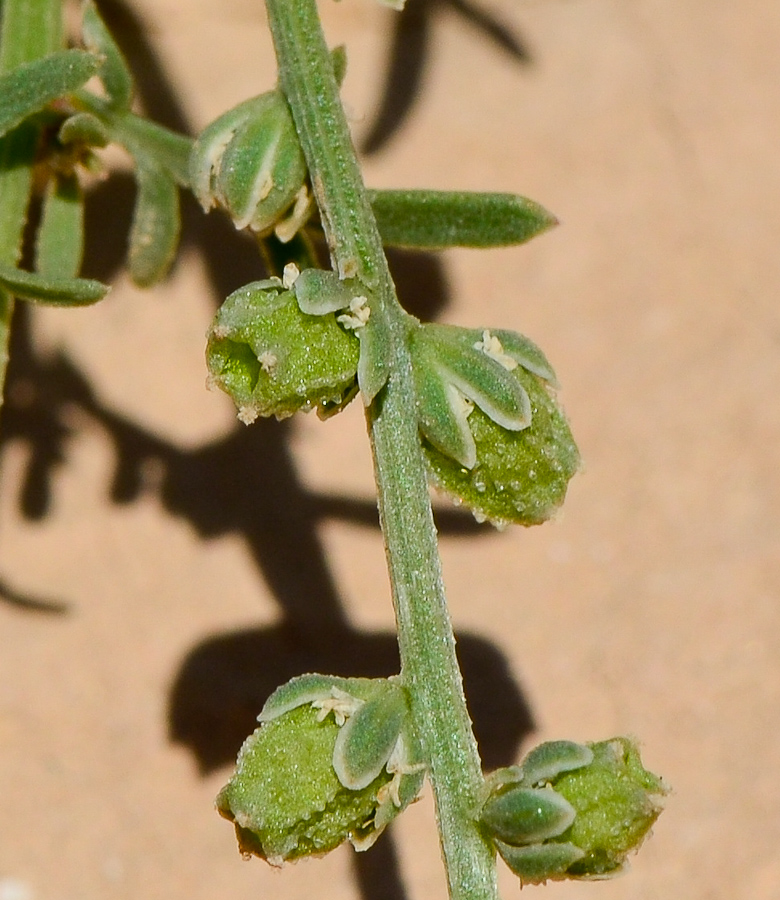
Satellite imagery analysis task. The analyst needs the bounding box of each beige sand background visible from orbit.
[2,0,779,898]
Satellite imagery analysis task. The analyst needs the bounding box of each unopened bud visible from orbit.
[190,91,309,238]
[480,738,667,884]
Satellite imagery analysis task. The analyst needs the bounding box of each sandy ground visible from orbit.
[1,0,779,898]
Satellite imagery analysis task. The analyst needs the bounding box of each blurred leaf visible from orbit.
[58,111,109,147]
[0,261,108,306]
[0,50,100,140]
[81,0,134,109]
[367,190,557,249]
[35,173,84,279]
[331,45,347,86]
[74,90,193,185]
[128,161,180,286]
[121,115,192,186]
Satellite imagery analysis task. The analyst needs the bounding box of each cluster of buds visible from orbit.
[206,262,578,525]
[478,738,668,884]
[411,324,579,526]
[216,675,425,864]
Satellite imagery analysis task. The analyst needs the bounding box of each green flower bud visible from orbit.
[206,279,360,422]
[480,738,667,885]
[550,737,668,878]
[190,91,310,238]
[216,675,425,864]
[410,324,579,527]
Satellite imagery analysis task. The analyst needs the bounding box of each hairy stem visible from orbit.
[0,0,64,402]
[264,1,497,898]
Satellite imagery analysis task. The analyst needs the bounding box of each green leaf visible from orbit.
[413,324,532,434]
[0,49,101,140]
[495,840,585,885]
[259,673,388,722]
[58,111,109,147]
[0,261,108,306]
[81,0,134,110]
[72,91,193,185]
[356,314,392,405]
[35,173,84,279]
[367,190,558,249]
[413,353,477,469]
[520,741,593,788]
[125,118,193,186]
[128,161,180,287]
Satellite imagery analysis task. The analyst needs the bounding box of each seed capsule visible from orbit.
[206,279,359,421]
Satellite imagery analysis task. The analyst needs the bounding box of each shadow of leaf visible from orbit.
[168,623,533,775]
[362,0,532,155]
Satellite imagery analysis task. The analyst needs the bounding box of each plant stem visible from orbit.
[264,1,497,898]
[0,0,64,402]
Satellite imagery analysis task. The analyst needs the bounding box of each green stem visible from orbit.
[0,0,64,402]
[264,1,497,898]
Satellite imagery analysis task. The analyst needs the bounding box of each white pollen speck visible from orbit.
[337,296,370,330]
[258,350,278,374]
[282,262,300,290]
[212,323,232,339]
[474,330,518,371]
[237,405,259,425]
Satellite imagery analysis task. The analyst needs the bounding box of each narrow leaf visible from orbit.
[128,161,180,287]
[368,189,558,249]
[81,0,134,109]
[35,173,85,279]
[0,261,107,306]
[0,50,100,140]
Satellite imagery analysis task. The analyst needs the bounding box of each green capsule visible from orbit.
[552,738,668,879]
[206,279,359,422]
